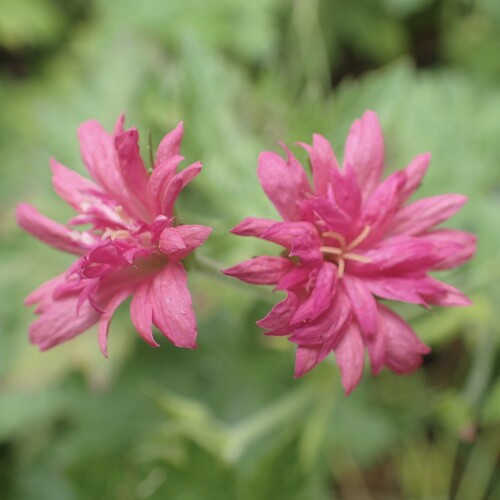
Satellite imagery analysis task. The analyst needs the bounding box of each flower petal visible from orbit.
[223,256,295,285]
[160,162,202,216]
[388,194,467,237]
[343,110,384,200]
[262,221,319,249]
[147,155,184,216]
[335,322,365,395]
[257,151,311,221]
[159,224,211,260]
[16,203,91,255]
[130,280,158,347]
[231,217,278,237]
[257,292,298,332]
[294,344,331,378]
[155,122,184,165]
[151,262,197,348]
[397,153,431,206]
[378,304,430,374]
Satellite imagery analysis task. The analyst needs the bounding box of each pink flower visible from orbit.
[224,111,476,394]
[17,115,211,355]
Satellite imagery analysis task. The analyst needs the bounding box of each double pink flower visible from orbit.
[17,116,211,354]
[224,111,476,394]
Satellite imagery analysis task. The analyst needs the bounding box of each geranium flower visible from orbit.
[224,111,476,394]
[17,115,211,355]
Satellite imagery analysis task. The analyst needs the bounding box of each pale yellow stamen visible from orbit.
[319,246,343,256]
[342,252,371,263]
[103,228,129,240]
[337,257,345,278]
[345,225,371,252]
[321,231,346,248]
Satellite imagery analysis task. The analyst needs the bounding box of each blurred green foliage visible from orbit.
[1,0,499,498]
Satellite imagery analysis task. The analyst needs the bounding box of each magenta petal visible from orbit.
[364,277,430,305]
[155,122,184,165]
[257,292,298,331]
[307,198,352,234]
[114,128,150,212]
[231,217,277,237]
[29,293,100,351]
[262,221,319,249]
[160,162,202,216]
[335,323,365,395]
[175,224,212,251]
[159,225,211,260]
[291,262,337,324]
[50,158,103,211]
[276,266,312,291]
[343,110,384,200]
[294,344,330,378]
[130,281,158,347]
[98,288,133,356]
[342,275,378,339]
[421,277,472,307]
[290,231,323,265]
[16,203,90,255]
[257,151,311,221]
[397,153,431,206]
[378,304,430,374]
[147,155,184,216]
[305,133,339,196]
[388,194,468,237]
[158,227,186,255]
[330,162,362,217]
[420,229,477,270]
[151,262,197,348]
[223,256,294,285]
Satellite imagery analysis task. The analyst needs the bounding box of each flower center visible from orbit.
[319,225,371,278]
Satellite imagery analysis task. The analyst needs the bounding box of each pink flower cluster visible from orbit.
[17,115,211,355]
[224,111,476,394]
[17,111,476,394]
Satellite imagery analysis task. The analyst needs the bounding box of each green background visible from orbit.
[0,0,499,498]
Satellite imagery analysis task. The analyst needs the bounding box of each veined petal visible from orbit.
[294,344,331,378]
[262,221,319,249]
[223,256,294,285]
[114,128,150,212]
[130,280,158,347]
[29,293,100,351]
[160,162,202,216]
[155,122,184,165]
[231,217,278,237]
[307,198,352,235]
[50,158,103,211]
[257,151,311,221]
[342,275,378,339]
[364,277,431,305]
[397,153,431,206]
[276,266,312,291]
[159,224,211,260]
[98,288,133,356]
[147,155,184,216]
[151,262,197,348]
[388,194,467,237]
[291,262,337,324]
[330,162,362,218]
[420,277,472,307]
[420,229,477,270]
[343,110,384,201]
[378,304,430,374]
[257,292,298,332]
[16,204,90,255]
[335,322,365,395]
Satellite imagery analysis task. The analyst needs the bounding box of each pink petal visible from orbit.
[231,217,278,237]
[114,128,150,213]
[276,266,312,291]
[130,280,158,347]
[306,198,352,235]
[16,203,90,255]
[223,256,295,285]
[50,158,103,211]
[342,275,378,339]
[147,155,184,216]
[330,162,362,217]
[420,277,472,307]
[290,231,323,266]
[364,277,431,305]
[291,262,337,323]
[397,153,431,206]
[29,293,100,351]
[160,162,202,216]
[98,288,133,356]
[343,110,384,201]
[378,304,430,374]
[334,322,365,395]
[159,224,211,260]
[25,273,65,307]
[261,221,319,249]
[175,224,212,252]
[257,151,311,221]
[300,133,339,196]
[257,292,298,331]
[151,262,197,348]
[294,344,331,378]
[420,229,477,270]
[155,122,184,166]
[388,194,467,237]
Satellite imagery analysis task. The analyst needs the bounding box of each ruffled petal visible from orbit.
[335,322,365,395]
[155,122,184,165]
[159,224,211,260]
[160,162,202,216]
[231,217,278,237]
[261,221,320,249]
[397,153,431,206]
[257,151,311,221]
[223,256,295,285]
[343,110,384,201]
[16,203,91,255]
[257,292,298,334]
[130,280,158,347]
[147,155,184,216]
[151,262,197,348]
[378,304,430,374]
[388,194,467,237]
